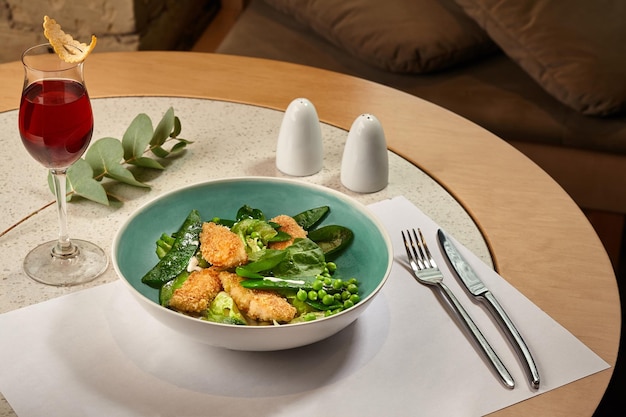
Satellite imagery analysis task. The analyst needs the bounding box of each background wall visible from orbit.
[0,0,219,62]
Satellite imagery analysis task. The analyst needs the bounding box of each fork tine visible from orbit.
[402,229,423,270]
[402,230,417,268]
[401,230,412,261]
[411,229,424,260]
[411,229,428,268]
[416,228,436,269]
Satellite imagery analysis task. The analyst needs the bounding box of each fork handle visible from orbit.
[437,282,515,389]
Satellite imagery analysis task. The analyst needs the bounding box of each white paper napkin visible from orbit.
[0,196,609,417]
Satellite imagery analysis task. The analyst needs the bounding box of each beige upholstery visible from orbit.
[265,0,498,73]
[455,0,626,116]
[216,0,626,220]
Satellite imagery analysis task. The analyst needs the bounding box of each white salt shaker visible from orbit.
[341,113,389,193]
[276,98,323,176]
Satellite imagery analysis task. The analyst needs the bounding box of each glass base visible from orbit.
[23,239,108,287]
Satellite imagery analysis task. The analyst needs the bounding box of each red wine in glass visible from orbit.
[19,79,93,168]
[18,43,107,286]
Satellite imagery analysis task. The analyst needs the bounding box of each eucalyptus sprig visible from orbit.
[54,107,191,205]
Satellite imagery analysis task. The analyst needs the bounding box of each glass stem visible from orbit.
[50,168,78,258]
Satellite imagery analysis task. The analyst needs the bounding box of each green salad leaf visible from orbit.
[272,238,326,277]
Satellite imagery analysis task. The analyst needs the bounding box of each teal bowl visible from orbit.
[112,177,392,350]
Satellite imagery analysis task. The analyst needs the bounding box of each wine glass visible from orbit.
[18,43,108,286]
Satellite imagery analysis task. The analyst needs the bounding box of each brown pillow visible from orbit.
[454,0,626,116]
[264,0,498,74]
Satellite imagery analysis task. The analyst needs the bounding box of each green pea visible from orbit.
[296,289,308,301]
[332,279,343,290]
[343,300,354,309]
[303,313,317,321]
[312,280,324,291]
[342,290,351,300]
[347,283,358,294]
[308,290,318,301]
[318,289,327,299]
[322,294,335,306]
[326,262,337,273]
[350,294,360,304]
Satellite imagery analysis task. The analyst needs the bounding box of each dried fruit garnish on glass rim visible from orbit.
[43,15,97,63]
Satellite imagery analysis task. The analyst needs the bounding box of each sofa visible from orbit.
[215,0,626,266]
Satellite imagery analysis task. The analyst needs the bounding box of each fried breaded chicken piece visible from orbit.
[219,271,297,323]
[169,267,222,314]
[200,222,248,268]
[268,214,307,250]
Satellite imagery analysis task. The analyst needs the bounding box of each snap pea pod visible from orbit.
[141,209,202,289]
[240,275,321,291]
[236,249,287,278]
[240,275,358,299]
[155,233,176,259]
[159,271,189,306]
[305,298,343,311]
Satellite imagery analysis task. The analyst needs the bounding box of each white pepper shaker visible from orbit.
[341,113,389,193]
[275,98,323,176]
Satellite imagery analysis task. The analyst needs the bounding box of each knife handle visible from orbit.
[437,282,515,389]
[483,291,540,389]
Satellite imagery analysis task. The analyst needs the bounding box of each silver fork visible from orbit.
[402,228,515,389]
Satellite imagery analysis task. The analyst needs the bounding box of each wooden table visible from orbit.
[0,51,620,416]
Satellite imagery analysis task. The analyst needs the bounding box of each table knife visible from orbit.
[437,229,540,389]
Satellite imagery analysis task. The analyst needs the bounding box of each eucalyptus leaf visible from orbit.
[151,107,175,147]
[131,157,165,169]
[85,137,148,188]
[173,116,182,137]
[66,159,109,205]
[122,113,153,161]
[84,137,125,179]
[151,145,170,158]
[106,163,150,188]
[42,107,190,207]
[169,141,188,154]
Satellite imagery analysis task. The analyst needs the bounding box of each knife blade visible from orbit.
[437,229,540,389]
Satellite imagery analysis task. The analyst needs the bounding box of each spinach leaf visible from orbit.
[236,205,265,221]
[308,225,353,258]
[292,206,329,230]
[272,238,326,277]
